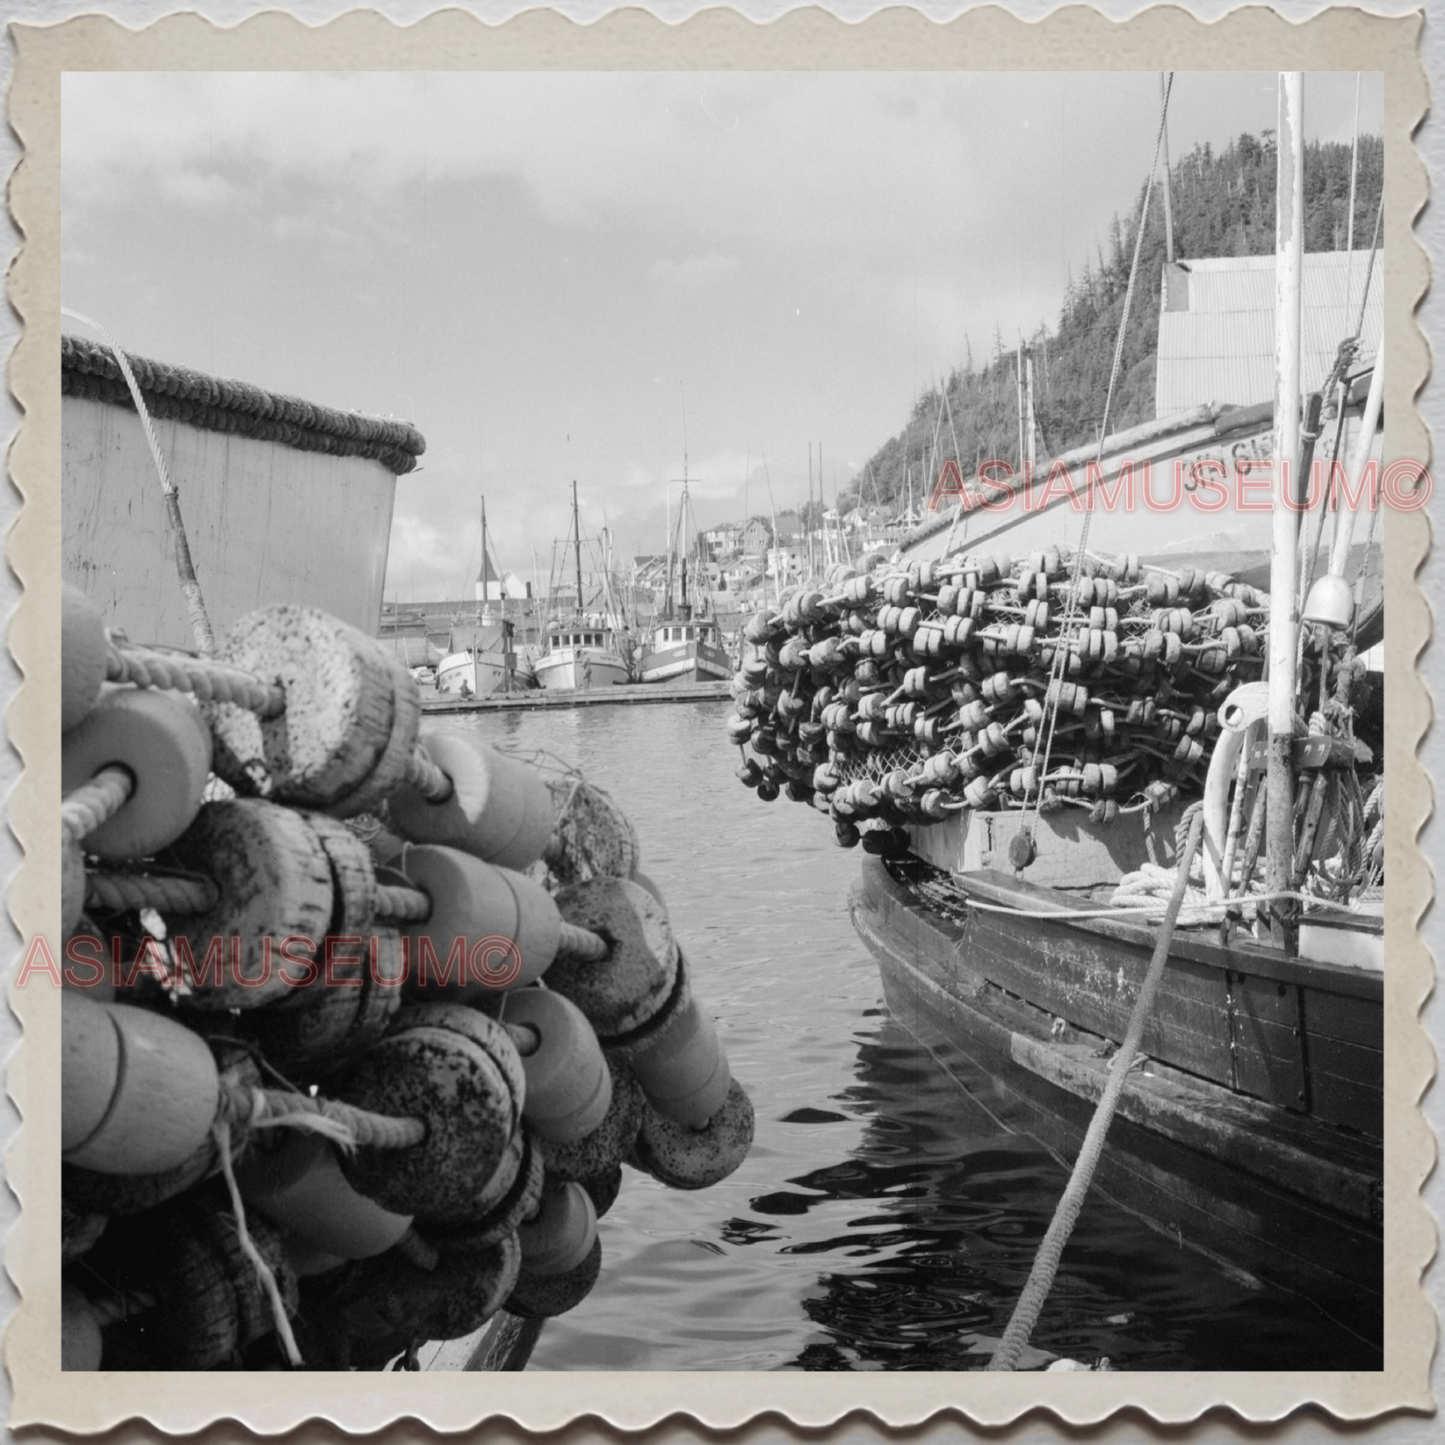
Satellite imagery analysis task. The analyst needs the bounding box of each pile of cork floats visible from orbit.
[728,548,1271,849]
[60,587,753,1370]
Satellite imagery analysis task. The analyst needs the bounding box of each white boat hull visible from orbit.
[435,650,514,697]
[534,646,630,691]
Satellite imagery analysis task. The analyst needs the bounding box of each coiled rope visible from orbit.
[107,640,284,715]
[987,808,1204,1371]
[61,767,132,844]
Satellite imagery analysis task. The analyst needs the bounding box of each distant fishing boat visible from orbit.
[435,498,526,698]
[534,481,631,691]
[638,464,731,685]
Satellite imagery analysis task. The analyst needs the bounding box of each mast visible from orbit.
[1266,72,1304,952]
[572,479,584,619]
[479,497,489,607]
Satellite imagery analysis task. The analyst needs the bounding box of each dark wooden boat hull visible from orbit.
[850,854,1383,1353]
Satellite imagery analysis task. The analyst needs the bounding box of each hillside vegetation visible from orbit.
[843,131,1384,515]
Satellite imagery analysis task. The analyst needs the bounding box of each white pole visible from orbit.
[1025,353,1037,476]
[1266,72,1304,946]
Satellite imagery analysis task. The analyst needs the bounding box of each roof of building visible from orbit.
[1155,249,1383,418]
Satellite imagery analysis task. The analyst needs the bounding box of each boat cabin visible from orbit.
[654,621,715,645]
[550,628,608,649]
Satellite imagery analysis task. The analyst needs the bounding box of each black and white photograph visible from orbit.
[7,4,1435,1433]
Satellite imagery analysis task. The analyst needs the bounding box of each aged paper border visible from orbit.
[4,3,1433,1433]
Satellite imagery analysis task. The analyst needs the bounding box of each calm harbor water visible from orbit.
[429,700,1374,1372]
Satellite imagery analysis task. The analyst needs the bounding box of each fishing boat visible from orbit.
[730,73,1386,1358]
[534,481,631,691]
[638,470,731,685]
[434,499,526,698]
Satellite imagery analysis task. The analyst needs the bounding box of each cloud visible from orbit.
[648,253,740,294]
[159,171,244,210]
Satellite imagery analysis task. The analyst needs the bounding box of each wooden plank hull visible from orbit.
[849,854,1383,1351]
[638,640,732,683]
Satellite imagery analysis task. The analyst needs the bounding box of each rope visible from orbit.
[1353,199,1383,347]
[62,766,132,842]
[108,640,284,717]
[60,308,216,655]
[1017,74,1174,847]
[405,743,455,803]
[216,1081,426,1151]
[375,882,431,923]
[558,921,610,963]
[394,1228,440,1272]
[214,1118,305,1366]
[988,810,1204,1371]
[85,868,217,916]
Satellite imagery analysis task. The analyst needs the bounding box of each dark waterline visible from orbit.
[431,701,1378,1372]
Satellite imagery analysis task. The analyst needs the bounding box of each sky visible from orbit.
[61,70,1383,602]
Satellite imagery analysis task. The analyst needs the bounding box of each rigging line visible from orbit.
[1352,197,1384,347]
[1300,195,1383,611]
[1019,73,1176,844]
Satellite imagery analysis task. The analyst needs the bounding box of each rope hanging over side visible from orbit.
[214,1118,306,1367]
[61,307,217,656]
[988,808,1205,1372]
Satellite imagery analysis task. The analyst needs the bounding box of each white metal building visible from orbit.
[1155,249,1383,418]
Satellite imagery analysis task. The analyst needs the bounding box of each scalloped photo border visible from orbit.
[4,4,1433,1432]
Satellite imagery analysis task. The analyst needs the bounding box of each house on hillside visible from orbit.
[631,554,669,591]
[738,517,772,554]
[723,560,764,593]
[1156,249,1383,417]
[703,523,740,561]
[773,510,802,545]
[845,504,893,534]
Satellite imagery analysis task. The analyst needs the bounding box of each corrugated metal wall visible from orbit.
[1156,250,1383,418]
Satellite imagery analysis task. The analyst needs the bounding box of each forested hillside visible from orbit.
[843,131,1383,515]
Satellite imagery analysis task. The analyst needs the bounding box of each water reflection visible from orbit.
[429,703,1377,1372]
[764,1014,1381,1371]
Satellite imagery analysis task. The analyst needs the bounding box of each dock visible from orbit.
[421,680,732,714]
